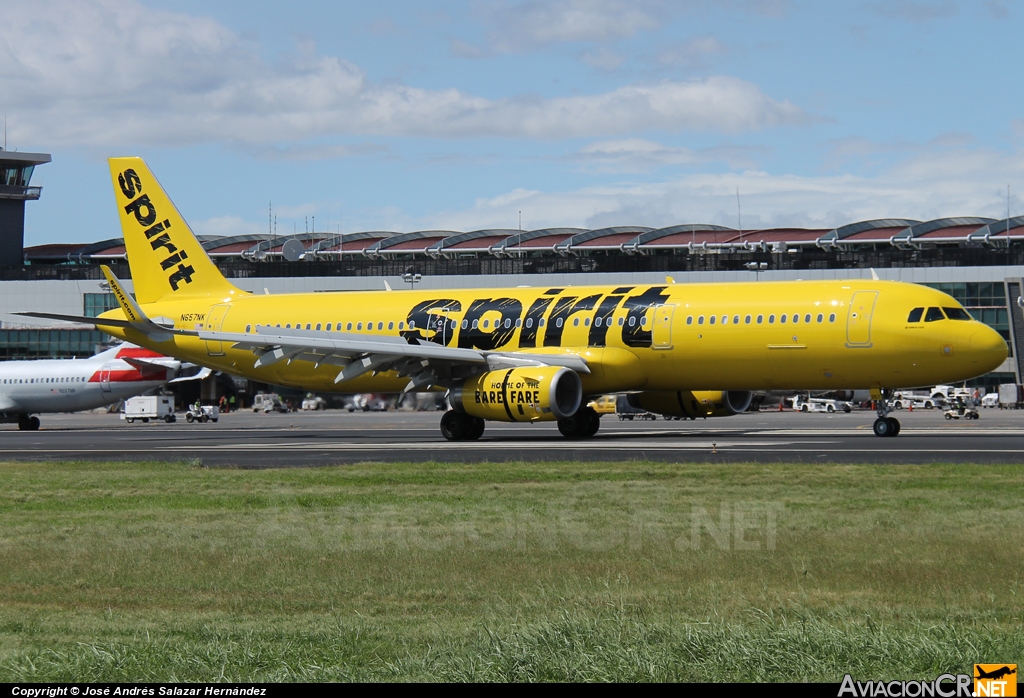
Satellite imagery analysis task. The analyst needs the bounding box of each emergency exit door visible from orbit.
[205,304,230,356]
[653,304,675,349]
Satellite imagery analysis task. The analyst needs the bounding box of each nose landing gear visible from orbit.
[872,390,901,437]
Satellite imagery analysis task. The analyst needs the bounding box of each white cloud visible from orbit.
[581,48,626,71]
[482,0,662,51]
[568,138,766,172]
[0,0,806,148]
[423,144,1024,231]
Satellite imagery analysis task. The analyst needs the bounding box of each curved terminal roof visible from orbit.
[27,216,1024,264]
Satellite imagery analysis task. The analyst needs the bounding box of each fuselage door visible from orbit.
[653,304,675,350]
[99,366,112,392]
[846,291,878,347]
[205,304,231,356]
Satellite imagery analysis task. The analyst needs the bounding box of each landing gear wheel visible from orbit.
[468,417,485,440]
[873,417,900,437]
[558,405,599,439]
[440,410,479,441]
[18,416,39,431]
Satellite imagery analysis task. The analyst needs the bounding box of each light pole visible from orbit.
[402,271,422,291]
[745,261,767,281]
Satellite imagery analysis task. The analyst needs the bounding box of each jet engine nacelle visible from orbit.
[450,366,582,422]
[627,390,754,419]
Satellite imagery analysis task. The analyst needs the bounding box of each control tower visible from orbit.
[0,150,51,267]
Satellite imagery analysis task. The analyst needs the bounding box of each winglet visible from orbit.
[99,265,177,342]
[102,265,147,324]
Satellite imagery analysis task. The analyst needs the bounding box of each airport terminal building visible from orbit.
[3,164,1024,394]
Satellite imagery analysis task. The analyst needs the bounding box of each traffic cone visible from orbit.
[779,401,784,411]
[908,402,913,412]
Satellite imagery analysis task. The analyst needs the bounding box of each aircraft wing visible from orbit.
[197,326,589,392]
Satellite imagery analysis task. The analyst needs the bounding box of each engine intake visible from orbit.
[450,366,582,422]
[627,390,753,419]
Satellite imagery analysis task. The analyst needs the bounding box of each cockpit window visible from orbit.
[907,307,924,323]
[924,307,946,322]
[943,307,971,321]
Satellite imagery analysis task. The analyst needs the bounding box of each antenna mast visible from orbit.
[736,186,743,244]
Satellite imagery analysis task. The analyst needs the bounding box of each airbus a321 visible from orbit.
[0,342,199,430]
[20,157,1008,440]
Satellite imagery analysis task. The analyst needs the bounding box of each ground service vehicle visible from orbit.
[21,157,1008,440]
[123,395,176,423]
[185,404,219,423]
[793,395,853,413]
[998,383,1023,408]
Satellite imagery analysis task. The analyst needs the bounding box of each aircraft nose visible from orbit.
[969,325,1008,373]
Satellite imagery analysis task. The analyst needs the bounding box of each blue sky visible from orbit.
[4,0,1023,245]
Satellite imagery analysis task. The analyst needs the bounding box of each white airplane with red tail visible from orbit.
[0,343,208,430]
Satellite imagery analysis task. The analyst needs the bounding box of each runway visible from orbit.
[3,406,1023,466]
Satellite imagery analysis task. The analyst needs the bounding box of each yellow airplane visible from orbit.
[21,157,1008,440]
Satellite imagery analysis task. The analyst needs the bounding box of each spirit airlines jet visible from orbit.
[0,343,190,430]
[21,158,1007,439]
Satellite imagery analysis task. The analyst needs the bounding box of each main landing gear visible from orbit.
[557,405,600,439]
[872,390,901,437]
[440,411,486,442]
[17,415,40,431]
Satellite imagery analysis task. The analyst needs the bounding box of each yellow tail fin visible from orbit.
[108,157,243,304]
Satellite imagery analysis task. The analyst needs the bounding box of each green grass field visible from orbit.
[0,458,1021,682]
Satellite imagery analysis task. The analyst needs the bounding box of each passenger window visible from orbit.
[687,316,693,325]
[516,318,522,328]
[462,319,468,329]
[757,315,763,324]
[399,322,404,330]
[780,314,787,324]
[556,318,563,328]
[306,323,311,330]
[377,322,383,330]
[584,317,590,327]
[698,316,704,325]
[504,319,511,329]
[925,307,946,322]
[628,317,636,327]
[769,315,775,324]
[721,316,728,325]
[326,323,332,331]
[388,321,394,330]
[804,314,811,323]
[484,320,490,329]
[540,318,546,327]
[472,319,479,329]
[829,313,836,322]
[316,323,322,331]
[943,307,971,321]
[907,307,924,323]
[286,324,291,328]
[817,314,823,323]
[526,318,533,328]
[641,316,648,327]
[347,322,353,330]
[709,316,716,325]
[245,324,251,333]
[357,322,363,330]
[745,315,751,324]
[792,314,799,324]
[733,315,740,325]
[573,318,579,327]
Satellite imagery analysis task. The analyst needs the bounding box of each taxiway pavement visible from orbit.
[2,407,1023,467]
